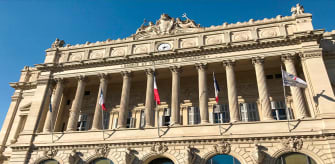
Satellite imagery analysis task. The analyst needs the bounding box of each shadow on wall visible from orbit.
[313,90,335,107]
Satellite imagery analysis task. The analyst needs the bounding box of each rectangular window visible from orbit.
[213,104,230,123]
[126,111,133,128]
[163,108,170,126]
[84,91,90,96]
[240,103,259,122]
[188,107,200,125]
[77,114,88,131]
[102,111,110,129]
[140,110,145,128]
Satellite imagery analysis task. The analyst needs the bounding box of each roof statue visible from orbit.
[291,3,304,16]
[133,13,202,40]
[51,38,65,48]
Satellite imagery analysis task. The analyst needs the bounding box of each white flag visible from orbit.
[282,69,307,88]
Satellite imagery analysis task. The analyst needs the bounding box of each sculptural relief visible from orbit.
[205,35,223,45]
[69,52,84,62]
[291,3,304,16]
[286,25,296,35]
[232,31,250,42]
[259,28,278,38]
[133,44,149,54]
[111,47,126,56]
[90,49,105,59]
[181,38,197,48]
[133,13,202,40]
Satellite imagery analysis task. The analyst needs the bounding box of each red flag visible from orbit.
[153,73,161,105]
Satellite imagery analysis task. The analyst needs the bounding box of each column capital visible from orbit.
[251,57,264,65]
[145,69,155,76]
[195,63,207,70]
[54,78,64,83]
[222,60,236,67]
[281,54,296,63]
[98,73,110,81]
[121,71,132,77]
[76,75,87,81]
[169,66,183,73]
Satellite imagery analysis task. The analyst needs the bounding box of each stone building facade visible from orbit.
[1,4,335,164]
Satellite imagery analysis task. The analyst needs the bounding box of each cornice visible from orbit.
[9,82,37,90]
[36,30,323,73]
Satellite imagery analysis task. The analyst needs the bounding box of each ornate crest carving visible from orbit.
[213,140,231,154]
[282,137,303,151]
[44,147,58,158]
[251,144,265,164]
[69,149,81,164]
[125,147,135,164]
[151,142,168,154]
[133,13,202,40]
[95,144,110,157]
[51,38,65,48]
[291,3,304,16]
[186,145,197,164]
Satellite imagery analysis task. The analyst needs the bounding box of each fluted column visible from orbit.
[118,71,132,128]
[223,60,239,122]
[66,76,86,131]
[195,63,209,124]
[170,66,182,125]
[145,69,154,127]
[282,54,307,118]
[43,78,64,133]
[91,74,109,130]
[252,57,274,120]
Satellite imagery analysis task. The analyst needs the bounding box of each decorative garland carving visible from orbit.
[151,142,168,154]
[213,140,231,154]
[281,137,303,151]
[44,147,58,158]
[95,144,110,157]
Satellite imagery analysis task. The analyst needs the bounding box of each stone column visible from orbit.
[195,63,209,124]
[43,78,64,133]
[91,74,109,130]
[252,57,274,120]
[118,71,132,128]
[223,60,239,122]
[170,66,183,125]
[145,69,154,127]
[66,76,86,131]
[282,54,308,119]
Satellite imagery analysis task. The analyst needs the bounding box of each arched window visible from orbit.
[39,159,59,164]
[276,152,317,164]
[206,154,241,164]
[90,158,113,164]
[148,157,174,164]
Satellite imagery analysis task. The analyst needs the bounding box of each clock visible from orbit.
[157,43,172,51]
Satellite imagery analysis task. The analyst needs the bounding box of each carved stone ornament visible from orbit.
[213,140,231,154]
[133,13,202,40]
[186,145,196,164]
[151,142,168,154]
[44,147,58,158]
[291,3,304,16]
[95,144,110,157]
[51,38,65,48]
[69,149,81,164]
[251,144,265,164]
[281,137,303,151]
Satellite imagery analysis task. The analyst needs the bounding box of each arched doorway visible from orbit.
[89,157,114,164]
[39,159,59,164]
[206,154,241,164]
[148,157,174,164]
[276,152,317,164]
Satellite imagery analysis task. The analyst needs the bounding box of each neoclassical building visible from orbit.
[1,4,335,164]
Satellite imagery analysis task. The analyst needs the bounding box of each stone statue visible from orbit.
[51,38,65,48]
[291,3,304,15]
[156,13,174,35]
[175,13,200,29]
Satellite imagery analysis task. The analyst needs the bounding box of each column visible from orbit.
[43,78,64,133]
[170,66,182,125]
[91,74,109,130]
[66,76,86,131]
[223,60,239,122]
[282,54,308,119]
[145,69,154,127]
[252,57,274,120]
[195,63,209,124]
[117,71,132,128]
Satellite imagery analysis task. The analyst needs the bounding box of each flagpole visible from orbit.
[281,65,291,132]
[151,59,161,138]
[101,91,105,140]
[49,89,54,143]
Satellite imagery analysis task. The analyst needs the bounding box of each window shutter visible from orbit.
[166,108,171,116]
[214,105,220,113]
[112,118,118,129]
[140,111,145,128]
[159,116,165,126]
[188,107,194,125]
[195,107,200,124]
[130,118,135,128]
[222,104,230,122]
[209,112,213,123]
[240,103,248,122]
[271,101,276,109]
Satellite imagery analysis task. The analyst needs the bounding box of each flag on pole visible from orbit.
[153,73,161,105]
[49,93,52,112]
[213,72,220,103]
[99,90,107,111]
[282,69,307,88]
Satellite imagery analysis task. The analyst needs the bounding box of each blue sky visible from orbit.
[0,0,334,128]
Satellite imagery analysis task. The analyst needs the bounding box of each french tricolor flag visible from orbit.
[99,90,107,111]
[213,72,220,103]
[153,73,161,105]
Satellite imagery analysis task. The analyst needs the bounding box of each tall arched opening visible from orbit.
[206,154,241,164]
[148,157,174,164]
[39,159,59,164]
[276,152,317,164]
[89,157,114,164]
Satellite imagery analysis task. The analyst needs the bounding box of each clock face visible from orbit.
[157,43,172,51]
